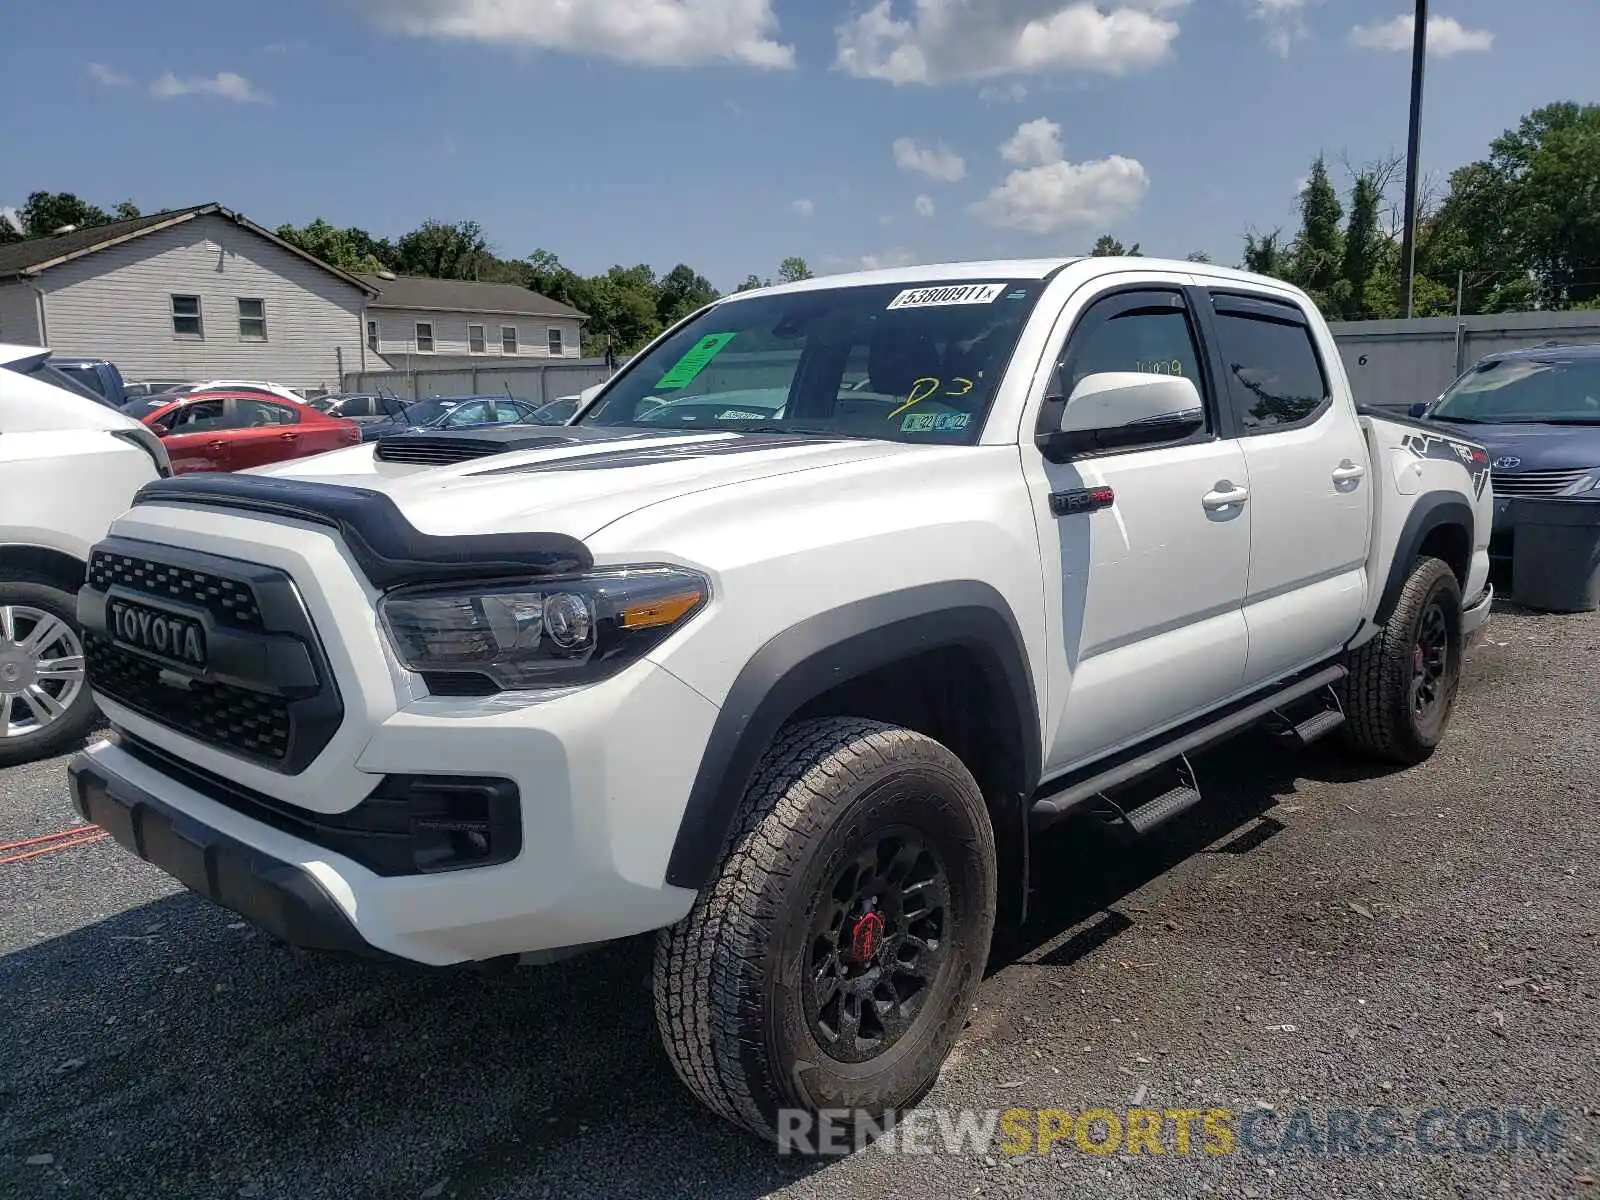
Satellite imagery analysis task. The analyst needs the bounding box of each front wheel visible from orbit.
[0,582,96,767]
[653,717,996,1145]
[1340,556,1464,764]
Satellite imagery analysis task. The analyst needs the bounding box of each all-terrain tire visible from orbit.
[0,581,97,768]
[1340,556,1463,765]
[653,717,996,1145]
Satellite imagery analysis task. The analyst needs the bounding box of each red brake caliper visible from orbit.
[848,911,885,963]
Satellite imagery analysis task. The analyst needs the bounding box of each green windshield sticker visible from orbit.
[655,332,738,391]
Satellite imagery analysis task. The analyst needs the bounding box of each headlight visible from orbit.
[379,566,709,692]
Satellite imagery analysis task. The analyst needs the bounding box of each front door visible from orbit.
[159,397,233,473]
[1023,283,1253,774]
[1203,291,1371,686]
[226,398,307,470]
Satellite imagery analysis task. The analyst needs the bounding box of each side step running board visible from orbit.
[1098,755,1203,839]
[1266,684,1346,748]
[1030,662,1348,829]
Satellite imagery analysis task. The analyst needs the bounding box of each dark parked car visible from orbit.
[311,393,412,425]
[1412,342,1600,569]
[46,356,130,408]
[359,395,542,442]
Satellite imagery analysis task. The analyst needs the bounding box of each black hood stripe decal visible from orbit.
[469,433,848,475]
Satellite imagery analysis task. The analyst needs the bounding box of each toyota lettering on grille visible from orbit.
[108,601,207,670]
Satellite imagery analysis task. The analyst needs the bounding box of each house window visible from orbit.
[468,324,487,354]
[415,322,434,353]
[502,326,518,354]
[238,298,267,341]
[547,327,564,356]
[171,295,203,339]
[367,319,379,352]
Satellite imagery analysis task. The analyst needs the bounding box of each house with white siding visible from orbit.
[0,203,376,389]
[359,274,587,369]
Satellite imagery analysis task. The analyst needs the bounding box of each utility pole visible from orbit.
[1400,0,1429,318]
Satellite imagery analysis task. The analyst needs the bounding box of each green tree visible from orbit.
[1290,156,1344,305]
[1091,234,1139,256]
[19,191,111,237]
[395,219,490,280]
[735,274,768,292]
[657,263,719,325]
[112,200,141,221]
[1339,173,1382,319]
[1241,229,1288,277]
[1185,250,1212,263]
[277,218,391,274]
[778,256,813,283]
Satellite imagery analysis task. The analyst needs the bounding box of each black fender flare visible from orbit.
[663,581,1041,890]
[1374,491,1476,626]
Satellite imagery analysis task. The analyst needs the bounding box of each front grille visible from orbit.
[374,436,506,466]
[80,537,344,774]
[87,634,291,762]
[1489,468,1590,498]
[89,551,261,627]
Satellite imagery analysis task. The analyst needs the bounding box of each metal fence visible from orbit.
[1329,309,1600,413]
[341,358,618,405]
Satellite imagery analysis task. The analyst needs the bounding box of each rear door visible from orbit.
[1025,281,1254,772]
[1202,291,1371,686]
[226,398,307,469]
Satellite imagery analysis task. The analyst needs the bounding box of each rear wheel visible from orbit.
[653,717,996,1145]
[0,582,96,767]
[1340,556,1463,764]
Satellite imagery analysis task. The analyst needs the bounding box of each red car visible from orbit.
[142,390,360,474]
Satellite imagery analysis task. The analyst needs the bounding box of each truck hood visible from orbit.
[1432,419,1600,472]
[246,426,924,539]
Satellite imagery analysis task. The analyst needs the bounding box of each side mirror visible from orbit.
[1038,372,1205,461]
[1408,402,1430,419]
[149,421,171,436]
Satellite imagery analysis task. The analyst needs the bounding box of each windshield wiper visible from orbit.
[1512,417,1600,426]
[1428,414,1490,424]
[639,422,872,440]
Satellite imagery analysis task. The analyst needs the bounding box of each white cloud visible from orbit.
[914,194,936,218]
[1001,117,1065,167]
[893,137,967,182]
[86,62,132,87]
[973,124,1148,233]
[979,81,1029,103]
[858,248,922,270]
[151,71,270,103]
[1247,0,1307,57]
[1350,14,1494,56]
[837,0,1187,86]
[372,0,794,69]
[0,207,22,236]
[791,198,816,217]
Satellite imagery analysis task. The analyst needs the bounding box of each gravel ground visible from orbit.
[1,601,1597,1200]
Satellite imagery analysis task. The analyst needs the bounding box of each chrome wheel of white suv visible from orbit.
[0,590,95,766]
[0,605,87,738]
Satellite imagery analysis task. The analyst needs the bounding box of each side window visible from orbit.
[442,400,492,427]
[170,399,228,432]
[343,396,372,418]
[237,398,299,426]
[1210,296,1330,432]
[1052,292,1210,439]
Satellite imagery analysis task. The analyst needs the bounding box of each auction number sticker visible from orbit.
[886,283,1008,310]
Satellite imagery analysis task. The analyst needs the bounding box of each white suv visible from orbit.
[0,345,169,764]
[69,260,1492,1141]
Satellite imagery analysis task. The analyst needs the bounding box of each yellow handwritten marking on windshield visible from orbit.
[889,376,975,419]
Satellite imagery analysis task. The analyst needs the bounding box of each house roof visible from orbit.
[359,274,586,321]
[0,203,378,295]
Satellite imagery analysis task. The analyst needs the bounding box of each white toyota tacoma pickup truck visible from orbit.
[71,258,1492,1141]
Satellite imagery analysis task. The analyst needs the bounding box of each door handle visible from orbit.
[1202,484,1249,510]
[206,440,227,451]
[1331,460,1366,483]
[280,432,300,441]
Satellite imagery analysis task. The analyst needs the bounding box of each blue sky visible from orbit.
[1,0,1594,291]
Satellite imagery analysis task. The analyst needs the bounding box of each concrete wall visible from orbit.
[345,358,615,404]
[1330,309,1600,413]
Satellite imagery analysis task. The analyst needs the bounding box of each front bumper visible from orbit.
[72,653,717,966]
[1462,583,1494,645]
[70,752,387,959]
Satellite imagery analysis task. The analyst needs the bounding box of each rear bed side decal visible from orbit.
[1399,431,1491,499]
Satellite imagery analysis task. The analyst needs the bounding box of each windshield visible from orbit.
[1433,357,1600,424]
[579,279,1047,444]
[400,398,459,424]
